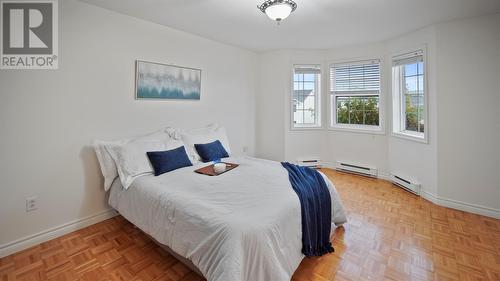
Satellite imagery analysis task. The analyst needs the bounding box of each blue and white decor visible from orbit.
[135,60,201,100]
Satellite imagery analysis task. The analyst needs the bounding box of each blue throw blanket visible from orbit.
[281,162,334,257]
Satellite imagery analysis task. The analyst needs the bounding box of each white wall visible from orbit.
[256,50,327,163]
[0,0,257,251]
[255,14,500,217]
[324,43,390,175]
[435,14,500,212]
[282,50,327,164]
[386,27,439,196]
[255,51,288,161]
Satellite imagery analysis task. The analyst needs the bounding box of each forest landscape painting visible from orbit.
[135,60,201,100]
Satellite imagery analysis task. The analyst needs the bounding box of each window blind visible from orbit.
[393,50,424,66]
[294,65,321,75]
[330,60,380,94]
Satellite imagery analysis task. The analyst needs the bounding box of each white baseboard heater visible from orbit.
[335,161,378,177]
[390,173,421,195]
[297,159,321,169]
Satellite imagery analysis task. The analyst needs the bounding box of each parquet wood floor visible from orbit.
[1,170,499,281]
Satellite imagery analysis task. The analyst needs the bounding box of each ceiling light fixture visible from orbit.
[257,0,297,24]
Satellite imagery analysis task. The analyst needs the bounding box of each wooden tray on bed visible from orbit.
[194,162,239,176]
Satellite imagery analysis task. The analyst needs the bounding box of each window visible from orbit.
[330,60,381,130]
[292,65,321,128]
[392,49,427,141]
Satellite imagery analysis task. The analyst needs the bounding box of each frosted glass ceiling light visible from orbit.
[258,0,297,23]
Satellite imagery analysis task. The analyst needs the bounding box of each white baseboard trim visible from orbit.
[377,172,391,181]
[0,209,118,258]
[320,164,500,219]
[420,190,500,219]
[322,161,390,180]
[321,162,335,170]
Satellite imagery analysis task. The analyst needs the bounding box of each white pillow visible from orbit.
[93,140,124,191]
[179,124,231,163]
[93,130,170,191]
[106,135,184,189]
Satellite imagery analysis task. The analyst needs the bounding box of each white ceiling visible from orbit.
[80,0,500,52]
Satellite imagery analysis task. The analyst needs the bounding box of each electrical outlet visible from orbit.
[26,196,37,212]
[242,146,248,153]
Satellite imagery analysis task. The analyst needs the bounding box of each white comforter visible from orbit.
[109,157,347,281]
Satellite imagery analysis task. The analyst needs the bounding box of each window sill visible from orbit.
[391,131,428,144]
[290,125,324,131]
[328,125,385,135]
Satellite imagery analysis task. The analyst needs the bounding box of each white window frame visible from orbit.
[328,58,384,134]
[290,64,322,130]
[391,47,429,143]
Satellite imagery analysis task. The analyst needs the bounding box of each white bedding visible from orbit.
[109,156,347,281]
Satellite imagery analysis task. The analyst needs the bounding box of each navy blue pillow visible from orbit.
[147,146,193,176]
[194,140,229,162]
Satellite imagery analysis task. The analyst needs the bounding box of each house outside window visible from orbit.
[292,65,321,128]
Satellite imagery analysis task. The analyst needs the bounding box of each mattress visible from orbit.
[109,156,347,281]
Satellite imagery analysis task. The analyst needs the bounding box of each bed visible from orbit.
[108,156,347,281]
